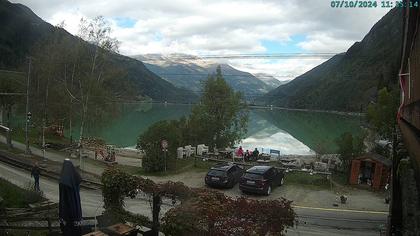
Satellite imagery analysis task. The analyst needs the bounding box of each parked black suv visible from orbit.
[239,166,284,195]
[205,163,244,188]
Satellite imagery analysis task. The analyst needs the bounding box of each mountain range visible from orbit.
[135,54,281,100]
[254,73,290,88]
[0,0,403,111]
[0,0,197,103]
[258,8,402,111]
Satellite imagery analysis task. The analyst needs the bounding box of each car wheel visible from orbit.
[265,185,271,196]
[280,177,284,186]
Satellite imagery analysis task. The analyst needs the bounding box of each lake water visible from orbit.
[69,103,362,155]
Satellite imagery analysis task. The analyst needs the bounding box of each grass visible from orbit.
[331,172,349,186]
[284,171,331,190]
[0,142,22,154]
[0,178,44,208]
[4,127,70,150]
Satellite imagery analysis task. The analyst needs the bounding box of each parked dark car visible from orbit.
[239,166,284,195]
[205,163,244,188]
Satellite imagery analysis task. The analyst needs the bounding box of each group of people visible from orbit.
[235,146,260,161]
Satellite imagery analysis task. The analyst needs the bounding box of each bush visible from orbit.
[285,171,330,188]
[162,190,295,236]
[137,120,186,173]
[98,208,150,228]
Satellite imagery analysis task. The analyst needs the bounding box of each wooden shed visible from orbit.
[349,153,391,191]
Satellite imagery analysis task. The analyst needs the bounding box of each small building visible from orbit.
[349,153,391,191]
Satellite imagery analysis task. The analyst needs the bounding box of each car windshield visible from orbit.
[208,170,227,177]
[244,173,263,180]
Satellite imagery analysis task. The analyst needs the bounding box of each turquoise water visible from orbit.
[65,103,362,154]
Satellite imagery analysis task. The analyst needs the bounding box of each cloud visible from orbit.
[229,58,328,81]
[297,33,356,53]
[12,0,390,80]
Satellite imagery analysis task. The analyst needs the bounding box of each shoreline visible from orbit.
[107,101,365,116]
[248,105,364,117]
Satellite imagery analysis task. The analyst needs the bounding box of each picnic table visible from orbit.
[257,159,271,164]
[83,231,108,236]
[218,150,233,159]
[206,152,220,159]
[259,153,271,160]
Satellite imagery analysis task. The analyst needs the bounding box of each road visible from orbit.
[0,161,387,235]
[0,162,172,219]
[291,206,387,235]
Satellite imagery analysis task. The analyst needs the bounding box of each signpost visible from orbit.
[161,140,168,172]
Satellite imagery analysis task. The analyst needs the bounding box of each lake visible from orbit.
[67,103,363,155]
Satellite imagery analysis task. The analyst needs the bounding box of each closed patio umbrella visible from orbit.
[59,159,82,236]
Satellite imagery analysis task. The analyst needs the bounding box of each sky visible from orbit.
[12,0,390,81]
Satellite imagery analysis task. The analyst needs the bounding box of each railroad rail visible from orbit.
[0,149,102,190]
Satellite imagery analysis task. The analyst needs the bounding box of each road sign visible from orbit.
[161,140,168,149]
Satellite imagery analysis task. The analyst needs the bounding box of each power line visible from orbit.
[156,73,296,78]
[140,53,338,60]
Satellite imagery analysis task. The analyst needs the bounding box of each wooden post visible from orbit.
[349,160,361,185]
[151,194,161,236]
[47,217,52,234]
[373,163,383,190]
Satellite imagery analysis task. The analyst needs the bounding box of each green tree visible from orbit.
[336,132,365,173]
[29,24,73,145]
[26,18,120,150]
[367,87,399,141]
[137,66,249,173]
[0,72,23,128]
[137,120,185,172]
[188,66,248,149]
[72,16,120,153]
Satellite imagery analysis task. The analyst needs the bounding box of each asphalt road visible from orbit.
[0,162,172,219]
[0,162,387,235]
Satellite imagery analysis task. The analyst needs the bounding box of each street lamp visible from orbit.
[25,57,32,156]
[25,111,32,155]
[27,111,32,121]
[42,118,46,161]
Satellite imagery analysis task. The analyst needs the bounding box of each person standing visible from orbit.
[31,162,40,191]
[236,146,244,157]
[244,149,250,161]
[252,148,260,161]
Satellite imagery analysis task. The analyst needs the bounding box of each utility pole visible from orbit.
[42,118,46,160]
[25,57,32,155]
[161,140,168,172]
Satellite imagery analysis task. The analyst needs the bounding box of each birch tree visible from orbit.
[64,16,119,161]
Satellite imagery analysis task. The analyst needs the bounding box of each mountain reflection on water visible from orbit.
[73,103,362,155]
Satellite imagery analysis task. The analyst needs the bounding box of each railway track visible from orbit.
[0,149,103,190]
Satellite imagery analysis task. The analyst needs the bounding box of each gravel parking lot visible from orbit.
[145,169,389,212]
